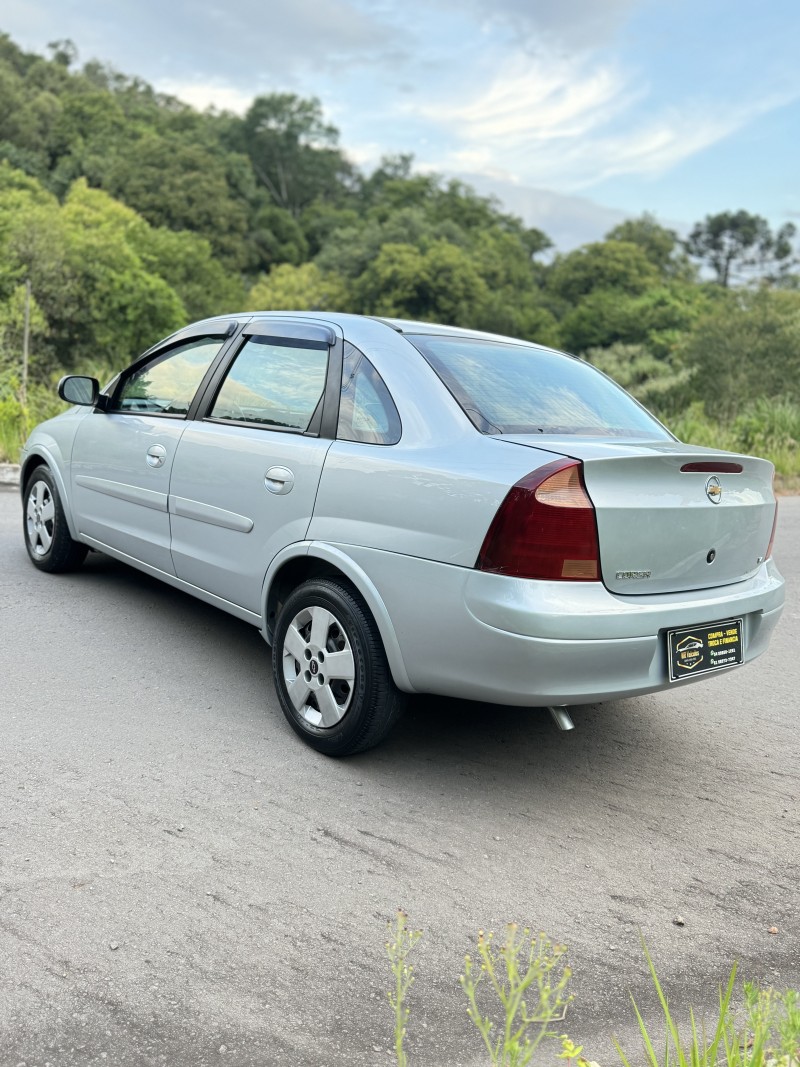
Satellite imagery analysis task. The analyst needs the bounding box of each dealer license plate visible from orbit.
[667,619,743,682]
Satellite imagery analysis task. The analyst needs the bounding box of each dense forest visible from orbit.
[1,32,799,481]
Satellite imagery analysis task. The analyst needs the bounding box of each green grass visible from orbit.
[615,942,800,1067]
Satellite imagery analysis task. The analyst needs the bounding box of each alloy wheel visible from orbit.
[26,480,55,557]
[281,604,356,728]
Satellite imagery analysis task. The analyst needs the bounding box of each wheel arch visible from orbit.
[261,542,414,693]
[20,447,79,539]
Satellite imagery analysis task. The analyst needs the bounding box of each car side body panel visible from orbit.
[307,436,551,567]
[70,412,188,574]
[168,422,332,612]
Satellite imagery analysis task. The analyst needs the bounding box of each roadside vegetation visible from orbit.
[1,32,799,485]
[386,911,800,1067]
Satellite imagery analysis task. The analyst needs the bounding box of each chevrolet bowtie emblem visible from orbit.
[706,476,722,503]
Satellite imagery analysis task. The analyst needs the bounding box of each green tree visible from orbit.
[685,210,796,287]
[129,224,245,321]
[356,240,489,324]
[250,203,309,268]
[547,240,659,304]
[237,94,354,217]
[102,136,251,269]
[246,262,350,312]
[560,283,712,356]
[0,172,186,376]
[605,213,691,278]
[679,289,800,418]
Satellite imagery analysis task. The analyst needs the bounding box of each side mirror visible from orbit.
[58,375,100,407]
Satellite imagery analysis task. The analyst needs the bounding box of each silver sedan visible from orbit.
[20,313,785,754]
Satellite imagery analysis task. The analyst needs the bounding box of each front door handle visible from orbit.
[265,466,295,495]
[146,444,167,468]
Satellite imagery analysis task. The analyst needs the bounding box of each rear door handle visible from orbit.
[265,466,294,495]
[146,444,167,468]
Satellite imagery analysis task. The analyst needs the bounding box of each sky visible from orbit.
[3,0,800,248]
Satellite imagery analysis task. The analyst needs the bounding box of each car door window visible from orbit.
[113,337,224,416]
[209,336,328,432]
[337,344,401,445]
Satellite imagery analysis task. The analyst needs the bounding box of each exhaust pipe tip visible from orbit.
[548,705,575,731]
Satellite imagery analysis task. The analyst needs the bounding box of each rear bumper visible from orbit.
[339,546,785,705]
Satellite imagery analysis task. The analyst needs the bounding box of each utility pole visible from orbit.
[21,278,31,409]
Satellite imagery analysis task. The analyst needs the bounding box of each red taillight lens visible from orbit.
[477,459,600,581]
[680,461,743,474]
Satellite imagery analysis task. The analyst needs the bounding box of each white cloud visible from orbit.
[156,80,255,115]
[436,0,641,49]
[417,53,633,143]
[341,140,387,168]
[413,50,800,192]
[546,88,800,189]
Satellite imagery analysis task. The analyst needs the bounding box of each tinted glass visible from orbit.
[115,337,222,415]
[337,344,401,445]
[210,336,328,432]
[410,336,671,438]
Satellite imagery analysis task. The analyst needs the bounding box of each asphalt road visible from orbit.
[1,488,798,1067]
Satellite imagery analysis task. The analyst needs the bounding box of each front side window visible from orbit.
[337,344,401,445]
[409,335,672,438]
[209,336,328,432]
[114,337,223,415]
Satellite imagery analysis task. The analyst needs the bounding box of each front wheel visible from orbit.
[272,579,406,755]
[23,467,88,573]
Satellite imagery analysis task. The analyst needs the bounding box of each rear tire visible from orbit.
[23,466,87,573]
[272,578,406,755]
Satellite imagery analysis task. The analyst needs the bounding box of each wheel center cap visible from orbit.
[309,660,319,676]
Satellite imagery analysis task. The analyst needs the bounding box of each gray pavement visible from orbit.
[0,489,798,1067]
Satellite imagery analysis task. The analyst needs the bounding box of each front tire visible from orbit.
[272,579,406,755]
[23,467,87,573]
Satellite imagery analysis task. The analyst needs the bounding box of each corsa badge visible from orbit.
[706,476,722,503]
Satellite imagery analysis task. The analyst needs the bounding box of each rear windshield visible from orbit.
[409,335,671,438]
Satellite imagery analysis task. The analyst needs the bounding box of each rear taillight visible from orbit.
[477,459,600,581]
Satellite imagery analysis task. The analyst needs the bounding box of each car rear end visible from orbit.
[324,326,785,706]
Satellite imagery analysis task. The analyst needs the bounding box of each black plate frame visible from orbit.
[667,618,743,682]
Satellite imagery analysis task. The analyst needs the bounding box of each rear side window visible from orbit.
[114,336,223,415]
[337,343,401,445]
[409,335,671,438]
[209,336,328,432]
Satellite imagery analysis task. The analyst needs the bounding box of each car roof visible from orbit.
[181,310,554,353]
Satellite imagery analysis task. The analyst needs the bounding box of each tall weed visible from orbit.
[385,919,800,1067]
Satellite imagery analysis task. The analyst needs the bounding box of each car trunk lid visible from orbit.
[496,437,776,594]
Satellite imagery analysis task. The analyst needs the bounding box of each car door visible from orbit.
[167,321,341,613]
[69,327,239,573]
